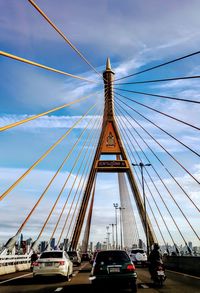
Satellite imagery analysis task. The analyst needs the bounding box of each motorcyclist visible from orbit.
[148,243,163,277]
[30,251,38,270]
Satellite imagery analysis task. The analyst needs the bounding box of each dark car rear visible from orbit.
[90,250,137,292]
[67,251,81,265]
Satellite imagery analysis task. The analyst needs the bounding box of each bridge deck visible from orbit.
[0,262,199,293]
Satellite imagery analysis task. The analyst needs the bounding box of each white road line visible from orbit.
[166,269,200,280]
[71,262,89,279]
[0,273,32,284]
[141,284,149,288]
[54,288,63,292]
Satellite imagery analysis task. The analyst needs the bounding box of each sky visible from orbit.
[0,0,200,250]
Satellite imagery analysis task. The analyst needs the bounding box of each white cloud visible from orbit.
[0,114,102,130]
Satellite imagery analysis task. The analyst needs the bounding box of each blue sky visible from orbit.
[0,0,200,249]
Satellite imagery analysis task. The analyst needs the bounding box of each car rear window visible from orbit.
[96,251,130,264]
[131,249,144,254]
[40,252,63,259]
[67,251,77,256]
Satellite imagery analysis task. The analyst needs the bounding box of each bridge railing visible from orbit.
[0,254,30,275]
[164,255,200,277]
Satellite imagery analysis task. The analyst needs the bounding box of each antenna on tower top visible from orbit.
[106,57,112,70]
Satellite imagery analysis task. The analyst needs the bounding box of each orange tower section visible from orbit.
[70,59,156,250]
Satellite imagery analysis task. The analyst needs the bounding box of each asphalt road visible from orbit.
[0,263,199,293]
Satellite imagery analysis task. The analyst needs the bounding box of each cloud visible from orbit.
[0,114,102,130]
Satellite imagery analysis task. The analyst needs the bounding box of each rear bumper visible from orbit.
[33,268,67,277]
[92,273,137,283]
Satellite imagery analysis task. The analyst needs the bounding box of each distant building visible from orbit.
[50,238,55,249]
[188,241,193,250]
[41,241,48,252]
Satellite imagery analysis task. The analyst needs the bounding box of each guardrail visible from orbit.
[164,255,200,277]
[0,254,30,275]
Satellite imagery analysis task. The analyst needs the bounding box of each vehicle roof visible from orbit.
[41,250,64,253]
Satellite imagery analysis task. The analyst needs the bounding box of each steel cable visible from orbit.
[115,103,200,211]
[28,0,102,79]
[115,99,200,185]
[115,50,200,81]
[115,92,200,131]
[116,110,200,242]
[114,88,200,104]
[0,51,99,84]
[0,103,96,201]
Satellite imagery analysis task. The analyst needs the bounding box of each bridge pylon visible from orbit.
[70,58,156,250]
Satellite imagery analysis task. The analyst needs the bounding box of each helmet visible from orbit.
[153,243,160,250]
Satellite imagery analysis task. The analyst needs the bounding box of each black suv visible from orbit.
[90,250,137,292]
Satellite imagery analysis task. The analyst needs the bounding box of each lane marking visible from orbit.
[71,262,89,279]
[54,288,63,292]
[0,273,32,284]
[166,269,200,280]
[141,284,149,288]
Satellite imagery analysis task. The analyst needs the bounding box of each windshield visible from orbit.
[96,251,130,264]
[131,249,144,254]
[40,252,63,259]
[67,251,77,256]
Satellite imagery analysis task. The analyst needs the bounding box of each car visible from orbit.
[129,248,147,266]
[32,250,73,280]
[81,252,92,262]
[90,250,137,292]
[67,251,81,265]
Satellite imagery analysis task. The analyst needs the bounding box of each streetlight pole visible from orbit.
[113,203,118,249]
[132,162,151,256]
[118,207,125,250]
[106,226,110,249]
[109,223,115,249]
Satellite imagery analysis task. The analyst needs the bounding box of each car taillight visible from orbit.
[93,266,100,274]
[59,261,65,265]
[127,264,135,271]
[33,262,39,266]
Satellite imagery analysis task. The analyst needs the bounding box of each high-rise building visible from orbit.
[50,238,55,249]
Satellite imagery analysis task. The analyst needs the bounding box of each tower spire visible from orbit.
[106,57,111,71]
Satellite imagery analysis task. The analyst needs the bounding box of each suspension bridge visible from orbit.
[0,0,200,292]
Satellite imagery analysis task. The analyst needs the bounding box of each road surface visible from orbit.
[0,262,199,293]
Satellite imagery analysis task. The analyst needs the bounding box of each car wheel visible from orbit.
[64,269,70,281]
[130,280,137,292]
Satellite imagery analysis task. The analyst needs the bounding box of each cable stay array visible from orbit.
[15,109,101,238]
[115,75,200,86]
[115,93,200,131]
[115,99,200,192]
[47,114,101,239]
[115,50,200,81]
[56,125,100,246]
[28,0,102,79]
[114,88,200,104]
[115,109,200,241]
[31,114,102,249]
[0,92,102,132]
[0,103,98,201]
[114,93,200,157]
[51,117,101,246]
[115,108,199,252]
[0,51,99,84]
[116,104,200,213]
[117,118,180,252]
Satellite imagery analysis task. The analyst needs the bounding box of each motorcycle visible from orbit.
[150,260,166,287]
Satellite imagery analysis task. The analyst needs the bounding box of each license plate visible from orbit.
[137,262,141,264]
[45,262,53,266]
[157,271,164,275]
[109,267,120,273]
